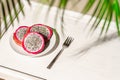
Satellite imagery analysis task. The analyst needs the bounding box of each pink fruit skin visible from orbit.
[28,24,53,41]
[22,32,45,54]
[13,26,29,46]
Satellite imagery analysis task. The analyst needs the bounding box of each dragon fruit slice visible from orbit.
[13,26,29,46]
[29,24,53,42]
[22,32,45,54]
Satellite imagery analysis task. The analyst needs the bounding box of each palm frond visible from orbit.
[113,0,120,35]
[57,0,68,24]
[27,0,31,5]
[0,0,30,39]
[11,0,19,22]
[6,0,14,26]
[82,0,95,14]
[92,1,108,31]
[58,0,68,35]
[0,0,7,31]
[17,0,25,16]
[82,0,120,36]
[45,0,68,28]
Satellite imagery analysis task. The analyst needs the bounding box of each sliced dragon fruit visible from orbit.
[29,24,53,42]
[13,26,29,46]
[22,32,45,54]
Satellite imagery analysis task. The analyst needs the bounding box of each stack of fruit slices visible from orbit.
[13,24,53,54]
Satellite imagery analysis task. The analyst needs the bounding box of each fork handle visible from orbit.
[47,48,64,69]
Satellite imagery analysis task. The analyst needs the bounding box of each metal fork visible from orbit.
[47,36,74,69]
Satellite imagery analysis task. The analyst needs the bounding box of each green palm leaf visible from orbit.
[45,0,68,31]
[17,0,25,16]
[82,0,95,14]
[1,0,7,31]
[113,0,120,35]
[11,0,19,22]
[0,0,30,39]
[82,0,120,36]
[6,0,14,26]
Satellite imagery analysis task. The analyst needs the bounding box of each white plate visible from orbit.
[9,29,60,57]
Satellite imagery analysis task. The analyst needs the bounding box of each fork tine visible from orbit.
[63,36,74,46]
[70,37,74,42]
[63,37,69,45]
[66,37,71,46]
[67,37,73,46]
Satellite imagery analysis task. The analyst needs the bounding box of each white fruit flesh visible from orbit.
[16,28,28,41]
[30,24,53,41]
[23,32,45,54]
[30,25,49,38]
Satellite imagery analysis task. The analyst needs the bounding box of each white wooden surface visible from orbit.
[0,0,120,80]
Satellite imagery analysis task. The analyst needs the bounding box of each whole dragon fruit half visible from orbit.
[13,26,29,46]
[29,24,53,42]
[22,32,45,54]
